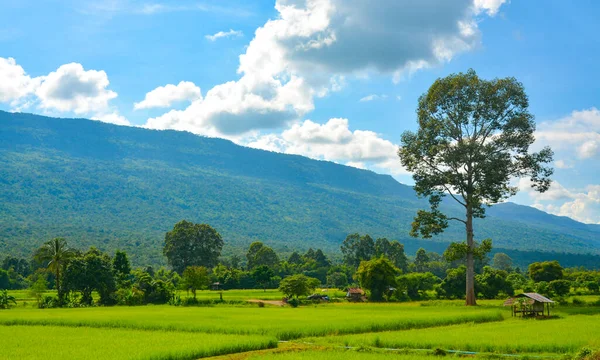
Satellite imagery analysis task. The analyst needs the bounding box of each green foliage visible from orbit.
[33,237,76,301]
[326,271,348,288]
[341,233,376,268]
[397,272,439,300]
[252,265,275,291]
[529,260,564,282]
[399,69,554,305]
[549,279,572,297]
[475,266,514,298]
[182,266,211,299]
[246,242,279,270]
[492,252,513,271]
[63,247,117,306]
[355,257,399,301]
[113,250,131,284]
[438,266,467,299]
[0,289,17,309]
[163,220,223,273]
[278,274,320,299]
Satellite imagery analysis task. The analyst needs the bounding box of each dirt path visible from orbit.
[247,299,286,306]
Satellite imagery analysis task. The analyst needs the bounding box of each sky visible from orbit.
[1,0,599,224]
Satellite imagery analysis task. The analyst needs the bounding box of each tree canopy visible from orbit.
[163,221,223,274]
[398,69,554,305]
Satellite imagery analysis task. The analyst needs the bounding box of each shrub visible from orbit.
[572,297,586,306]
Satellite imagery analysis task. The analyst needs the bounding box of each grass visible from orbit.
[0,325,276,360]
[0,303,503,340]
[306,314,600,354]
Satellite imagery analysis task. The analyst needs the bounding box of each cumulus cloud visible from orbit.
[205,29,243,41]
[0,57,40,103]
[134,81,201,110]
[247,118,408,175]
[0,58,128,125]
[519,178,600,224]
[144,0,506,138]
[536,108,600,160]
[35,63,117,114]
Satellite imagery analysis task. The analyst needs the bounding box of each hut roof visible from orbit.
[504,292,554,306]
[518,293,554,303]
[347,288,364,295]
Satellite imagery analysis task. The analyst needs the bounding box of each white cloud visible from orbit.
[134,81,201,110]
[0,57,40,103]
[145,0,506,138]
[247,118,408,175]
[536,108,600,159]
[205,29,243,42]
[0,58,128,125]
[35,63,117,114]
[359,94,387,102]
[520,178,600,224]
[474,0,508,16]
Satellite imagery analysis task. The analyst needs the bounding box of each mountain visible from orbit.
[1,111,599,267]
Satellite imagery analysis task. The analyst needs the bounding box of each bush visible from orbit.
[38,295,59,309]
[287,298,299,308]
[549,279,572,297]
[572,297,586,306]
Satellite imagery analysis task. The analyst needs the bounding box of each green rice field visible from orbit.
[3,289,600,360]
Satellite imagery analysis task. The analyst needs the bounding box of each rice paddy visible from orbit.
[3,289,599,359]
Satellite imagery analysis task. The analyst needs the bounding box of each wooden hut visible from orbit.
[504,293,554,317]
[211,282,223,291]
[346,288,366,302]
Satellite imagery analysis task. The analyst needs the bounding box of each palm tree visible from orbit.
[34,238,76,300]
[0,290,17,309]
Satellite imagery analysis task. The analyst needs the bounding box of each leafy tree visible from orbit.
[341,233,376,268]
[397,272,439,300]
[492,253,513,271]
[312,249,331,268]
[414,248,430,273]
[63,248,116,305]
[398,70,553,305]
[278,274,320,299]
[326,272,348,288]
[585,281,599,293]
[182,266,210,299]
[163,221,223,273]
[438,266,467,299]
[29,275,48,306]
[33,238,77,302]
[354,257,399,302]
[113,250,131,278]
[475,266,514,299]
[506,272,527,291]
[287,251,303,265]
[246,242,279,269]
[548,279,571,297]
[375,238,409,272]
[1,256,31,277]
[0,289,17,309]
[529,261,563,283]
[0,269,9,290]
[252,265,275,291]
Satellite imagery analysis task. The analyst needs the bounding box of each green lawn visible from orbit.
[306,314,600,354]
[0,325,276,360]
[0,303,503,340]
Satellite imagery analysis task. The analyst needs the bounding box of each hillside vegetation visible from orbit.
[1,111,599,265]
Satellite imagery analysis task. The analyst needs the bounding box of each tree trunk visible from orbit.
[56,266,61,305]
[465,210,477,306]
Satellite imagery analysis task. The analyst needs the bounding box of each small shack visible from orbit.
[346,288,366,302]
[504,293,554,317]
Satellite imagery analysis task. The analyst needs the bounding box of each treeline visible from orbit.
[2,220,600,307]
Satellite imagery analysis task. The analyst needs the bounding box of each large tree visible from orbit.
[398,69,553,305]
[341,233,376,268]
[163,221,223,274]
[246,242,279,270]
[33,238,76,302]
[354,257,399,302]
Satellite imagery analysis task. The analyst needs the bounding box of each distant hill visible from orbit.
[1,111,599,267]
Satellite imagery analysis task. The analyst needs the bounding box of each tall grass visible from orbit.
[0,325,276,360]
[308,315,600,354]
[0,303,503,340]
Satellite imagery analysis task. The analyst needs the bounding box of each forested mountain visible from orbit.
[1,111,599,266]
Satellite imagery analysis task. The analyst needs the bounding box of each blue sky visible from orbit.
[1,0,599,224]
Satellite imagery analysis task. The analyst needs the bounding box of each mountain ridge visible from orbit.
[1,110,599,266]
